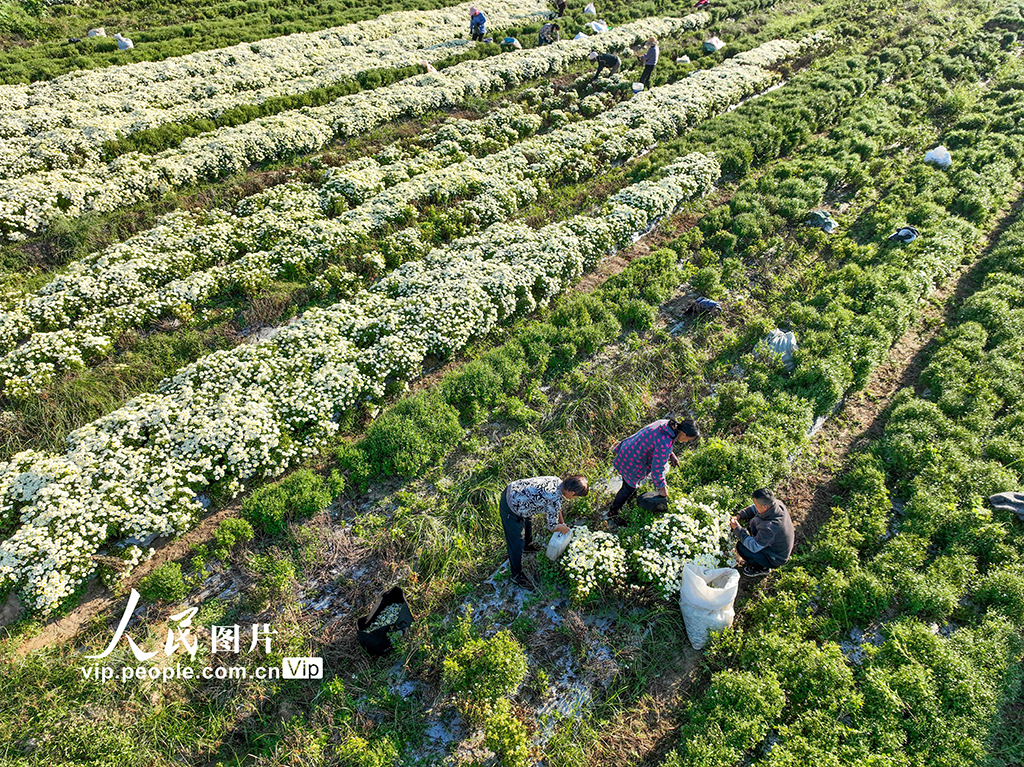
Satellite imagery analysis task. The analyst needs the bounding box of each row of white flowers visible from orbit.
[0,0,550,180]
[0,106,544,395]
[0,35,823,395]
[562,497,735,602]
[0,152,720,614]
[0,14,712,239]
[561,528,630,603]
[631,499,736,598]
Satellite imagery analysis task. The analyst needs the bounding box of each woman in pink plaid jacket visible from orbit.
[608,417,700,523]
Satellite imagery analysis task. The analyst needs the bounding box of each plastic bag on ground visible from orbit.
[924,145,952,168]
[88,27,105,37]
[679,564,739,649]
[584,2,597,12]
[888,225,919,244]
[686,296,723,316]
[546,529,573,561]
[806,209,837,233]
[761,329,797,371]
[704,36,724,52]
[989,491,1024,522]
[588,20,609,33]
[574,31,589,39]
[676,54,691,63]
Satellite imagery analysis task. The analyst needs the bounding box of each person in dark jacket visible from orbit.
[608,417,701,525]
[500,475,587,590]
[636,36,659,88]
[469,7,487,41]
[554,0,567,17]
[589,50,621,80]
[730,488,795,577]
[538,22,560,45]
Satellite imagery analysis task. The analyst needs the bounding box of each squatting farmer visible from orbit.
[470,6,487,41]
[636,35,659,89]
[538,21,560,45]
[589,50,621,81]
[500,475,588,590]
[730,488,795,578]
[608,418,701,525]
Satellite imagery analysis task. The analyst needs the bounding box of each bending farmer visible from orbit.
[608,418,700,524]
[589,50,621,80]
[500,475,588,590]
[636,36,659,88]
[730,488,795,577]
[538,22,560,45]
[470,7,487,41]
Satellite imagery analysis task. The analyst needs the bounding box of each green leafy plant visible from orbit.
[335,734,398,767]
[247,551,296,609]
[137,561,187,603]
[211,517,255,561]
[484,698,531,767]
[442,609,528,721]
[241,469,332,536]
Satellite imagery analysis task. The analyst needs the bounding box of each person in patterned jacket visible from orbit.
[608,417,700,524]
[500,475,588,590]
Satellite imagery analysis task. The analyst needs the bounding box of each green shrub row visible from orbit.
[240,467,343,536]
[657,7,1024,763]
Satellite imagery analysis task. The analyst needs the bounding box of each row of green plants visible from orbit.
[661,170,1024,767]
[0,0,466,84]
[643,9,1024,765]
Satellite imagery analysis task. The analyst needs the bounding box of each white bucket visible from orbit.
[546,529,573,561]
[632,82,644,93]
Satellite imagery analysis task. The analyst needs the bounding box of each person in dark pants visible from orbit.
[500,475,588,589]
[608,418,701,525]
[589,50,621,81]
[730,488,795,577]
[636,36,659,88]
[469,7,487,41]
[554,0,567,16]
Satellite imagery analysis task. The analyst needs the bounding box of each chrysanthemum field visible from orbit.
[2,0,1024,763]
